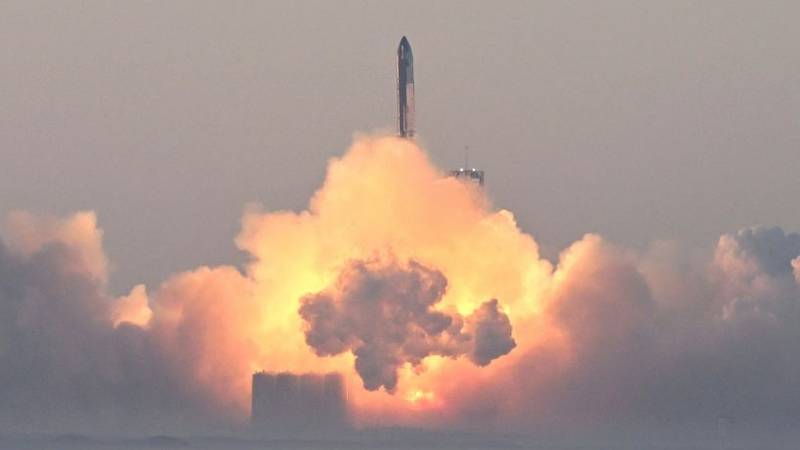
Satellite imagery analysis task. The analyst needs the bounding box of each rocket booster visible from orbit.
[397,36,414,138]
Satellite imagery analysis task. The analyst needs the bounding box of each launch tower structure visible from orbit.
[450,167,485,186]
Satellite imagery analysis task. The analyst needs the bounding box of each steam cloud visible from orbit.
[441,229,800,433]
[1,135,800,434]
[299,257,515,391]
[0,212,255,432]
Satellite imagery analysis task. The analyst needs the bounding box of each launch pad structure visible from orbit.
[449,167,485,186]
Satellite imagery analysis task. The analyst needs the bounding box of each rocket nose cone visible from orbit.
[399,36,410,49]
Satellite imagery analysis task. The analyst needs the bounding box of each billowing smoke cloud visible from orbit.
[2,135,800,436]
[299,257,515,391]
[437,228,800,434]
[0,212,158,431]
[465,299,516,366]
[0,212,255,432]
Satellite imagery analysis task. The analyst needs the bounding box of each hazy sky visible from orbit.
[2,0,799,293]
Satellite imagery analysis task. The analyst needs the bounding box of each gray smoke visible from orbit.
[444,227,800,435]
[0,238,155,431]
[0,214,244,433]
[466,299,516,366]
[5,209,800,438]
[299,257,516,392]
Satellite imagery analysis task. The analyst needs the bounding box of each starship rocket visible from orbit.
[397,36,414,138]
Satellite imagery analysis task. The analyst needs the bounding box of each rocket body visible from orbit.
[397,36,415,138]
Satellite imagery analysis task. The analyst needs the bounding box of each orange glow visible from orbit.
[127,134,558,425]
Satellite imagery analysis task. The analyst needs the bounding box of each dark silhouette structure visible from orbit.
[251,371,349,433]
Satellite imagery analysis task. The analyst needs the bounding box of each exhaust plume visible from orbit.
[2,134,800,435]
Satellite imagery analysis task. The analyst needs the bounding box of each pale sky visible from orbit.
[2,0,799,293]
